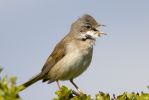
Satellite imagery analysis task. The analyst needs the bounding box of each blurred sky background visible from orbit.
[0,0,149,100]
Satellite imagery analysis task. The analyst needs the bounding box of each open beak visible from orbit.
[97,31,107,37]
[96,24,107,37]
[85,24,106,40]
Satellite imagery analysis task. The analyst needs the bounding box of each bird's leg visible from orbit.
[70,79,84,94]
[56,80,61,89]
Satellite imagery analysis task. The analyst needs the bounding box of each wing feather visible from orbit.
[40,35,71,78]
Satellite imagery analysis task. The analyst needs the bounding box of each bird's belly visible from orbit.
[48,49,92,81]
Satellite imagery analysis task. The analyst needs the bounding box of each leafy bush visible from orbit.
[53,86,149,100]
[0,68,22,100]
[1,67,149,100]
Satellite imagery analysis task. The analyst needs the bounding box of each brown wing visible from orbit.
[41,42,65,77]
[40,35,71,78]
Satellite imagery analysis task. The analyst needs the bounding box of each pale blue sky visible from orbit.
[0,0,149,100]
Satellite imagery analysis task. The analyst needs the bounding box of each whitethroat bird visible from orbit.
[18,14,106,94]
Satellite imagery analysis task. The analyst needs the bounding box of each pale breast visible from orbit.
[48,40,93,81]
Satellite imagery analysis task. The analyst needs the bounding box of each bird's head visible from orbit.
[70,14,106,41]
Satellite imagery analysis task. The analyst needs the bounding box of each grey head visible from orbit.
[69,14,104,41]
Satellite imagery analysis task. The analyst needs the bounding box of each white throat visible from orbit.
[86,31,98,39]
[79,30,99,41]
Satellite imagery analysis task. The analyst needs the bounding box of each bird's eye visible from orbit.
[86,25,91,29]
[84,25,91,29]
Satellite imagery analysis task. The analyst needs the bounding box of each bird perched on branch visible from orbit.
[18,14,106,94]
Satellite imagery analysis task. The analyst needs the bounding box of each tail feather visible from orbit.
[18,73,42,91]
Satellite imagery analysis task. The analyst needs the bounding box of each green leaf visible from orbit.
[0,67,3,73]
[54,86,72,100]
[0,68,21,100]
[96,92,110,100]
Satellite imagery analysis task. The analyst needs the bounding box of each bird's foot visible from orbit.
[72,89,85,96]
[77,88,84,94]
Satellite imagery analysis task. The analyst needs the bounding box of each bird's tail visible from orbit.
[18,73,42,92]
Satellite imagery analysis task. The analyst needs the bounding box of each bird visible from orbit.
[18,14,105,94]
